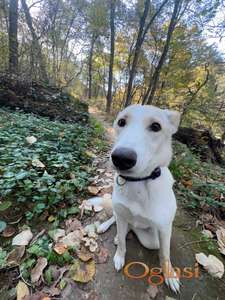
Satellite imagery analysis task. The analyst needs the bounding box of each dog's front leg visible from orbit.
[158,225,180,293]
[113,214,128,271]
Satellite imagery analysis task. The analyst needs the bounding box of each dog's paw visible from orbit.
[113,252,125,271]
[97,223,108,234]
[164,270,180,293]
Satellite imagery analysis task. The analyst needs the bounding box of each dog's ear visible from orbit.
[164,109,180,134]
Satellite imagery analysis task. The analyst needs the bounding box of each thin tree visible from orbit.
[21,0,48,82]
[88,33,96,99]
[124,0,169,107]
[8,0,18,73]
[143,0,183,105]
[106,0,116,112]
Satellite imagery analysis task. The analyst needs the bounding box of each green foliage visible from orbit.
[171,141,225,211]
[0,108,104,219]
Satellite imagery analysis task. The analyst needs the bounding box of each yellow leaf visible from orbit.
[16,281,29,300]
[69,259,95,283]
[48,215,56,223]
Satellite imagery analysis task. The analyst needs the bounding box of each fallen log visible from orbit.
[174,127,225,165]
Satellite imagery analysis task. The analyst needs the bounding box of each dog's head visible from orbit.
[111,105,180,177]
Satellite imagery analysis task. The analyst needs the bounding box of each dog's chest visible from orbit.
[113,182,158,228]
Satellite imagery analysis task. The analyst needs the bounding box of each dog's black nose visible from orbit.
[111,147,137,170]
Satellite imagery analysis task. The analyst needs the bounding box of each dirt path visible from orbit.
[83,107,225,300]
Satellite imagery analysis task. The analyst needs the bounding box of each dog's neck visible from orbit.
[116,167,161,186]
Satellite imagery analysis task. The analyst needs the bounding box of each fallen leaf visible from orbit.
[60,230,83,248]
[65,218,82,233]
[216,226,225,255]
[31,257,48,283]
[2,225,15,238]
[48,229,65,242]
[147,285,159,299]
[16,281,29,300]
[181,179,192,187]
[32,159,45,168]
[48,215,56,223]
[85,150,96,158]
[79,200,92,211]
[12,229,33,246]
[195,252,224,278]
[6,246,25,265]
[69,259,95,283]
[77,246,93,262]
[201,229,213,239]
[82,237,98,253]
[96,247,109,264]
[88,186,101,195]
[26,136,37,144]
[54,243,68,255]
[84,224,98,238]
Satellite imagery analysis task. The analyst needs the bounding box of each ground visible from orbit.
[0,106,224,300]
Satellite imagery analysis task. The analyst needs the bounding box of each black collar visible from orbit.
[116,167,161,186]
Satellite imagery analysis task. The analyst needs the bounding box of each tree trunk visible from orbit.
[21,0,48,82]
[143,0,182,105]
[124,0,169,107]
[106,0,116,113]
[88,34,96,99]
[8,0,18,73]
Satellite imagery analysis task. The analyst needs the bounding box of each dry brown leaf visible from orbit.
[2,225,16,237]
[31,257,48,283]
[16,281,29,300]
[216,226,225,255]
[12,229,33,246]
[60,230,83,248]
[6,246,25,265]
[146,285,159,299]
[82,237,98,253]
[69,259,95,283]
[88,186,101,195]
[53,243,68,255]
[96,247,109,264]
[195,252,224,278]
[77,246,93,262]
[65,218,82,233]
[182,179,192,188]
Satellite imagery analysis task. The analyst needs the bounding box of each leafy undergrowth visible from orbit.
[171,141,225,216]
[0,108,106,223]
[0,107,109,299]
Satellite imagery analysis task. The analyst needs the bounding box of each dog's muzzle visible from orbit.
[111,147,137,170]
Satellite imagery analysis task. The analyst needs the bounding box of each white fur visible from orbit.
[95,105,181,293]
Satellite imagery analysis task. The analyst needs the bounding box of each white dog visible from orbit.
[89,104,181,293]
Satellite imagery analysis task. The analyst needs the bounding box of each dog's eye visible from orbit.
[118,118,126,127]
[150,122,161,132]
